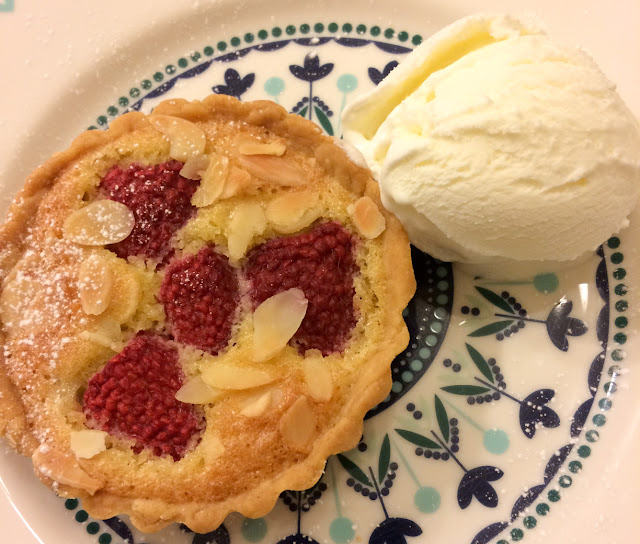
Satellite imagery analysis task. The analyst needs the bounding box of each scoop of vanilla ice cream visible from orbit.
[342,14,640,262]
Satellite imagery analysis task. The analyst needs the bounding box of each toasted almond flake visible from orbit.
[239,390,272,417]
[201,434,225,461]
[63,200,135,246]
[70,430,108,459]
[227,202,267,260]
[265,191,321,234]
[191,152,230,207]
[175,377,223,404]
[350,196,386,239]
[279,396,315,446]
[238,154,306,187]
[302,357,333,402]
[149,115,206,161]
[180,154,211,180]
[78,319,124,352]
[220,166,252,199]
[236,135,286,156]
[102,263,141,324]
[78,254,114,316]
[253,288,308,362]
[201,364,275,390]
[32,445,103,494]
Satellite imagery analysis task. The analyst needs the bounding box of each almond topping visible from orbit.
[236,135,286,156]
[265,191,321,234]
[239,390,272,417]
[238,154,306,187]
[78,254,114,316]
[253,288,308,362]
[227,202,267,261]
[63,200,135,246]
[279,396,315,446]
[180,154,211,180]
[70,430,108,459]
[149,115,206,161]
[32,445,103,494]
[201,364,275,390]
[103,264,141,324]
[78,319,125,352]
[175,377,223,404]
[201,433,225,461]
[302,357,333,402]
[191,152,230,207]
[220,166,252,200]
[349,196,386,239]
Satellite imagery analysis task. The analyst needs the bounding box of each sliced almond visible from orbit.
[63,200,135,246]
[227,202,267,261]
[78,319,124,352]
[236,135,286,156]
[253,288,308,362]
[149,115,206,162]
[180,154,211,180]
[201,364,275,390]
[78,254,114,316]
[279,396,315,446]
[70,430,107,459]
[200,433,225,462]
[32,445,103,494]
[175,377,223,404]
[349,196,386,239]
[102,263,141,324]
[302,357,333,402]
[265,191,321,234]
[191,152,230,207]
[220,166,252,200]
[238,154,306,187]
[239,390,272,417]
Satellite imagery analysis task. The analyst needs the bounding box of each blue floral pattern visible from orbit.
[57,23,627,544]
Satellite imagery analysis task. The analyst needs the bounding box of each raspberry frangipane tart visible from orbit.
[0,95,415,532]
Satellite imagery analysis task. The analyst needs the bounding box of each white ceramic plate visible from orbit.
[1,1,639,543]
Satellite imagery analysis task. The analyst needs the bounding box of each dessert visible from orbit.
[0,95,415,532]
[342,14,640,263]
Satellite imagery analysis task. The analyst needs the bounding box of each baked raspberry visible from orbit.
[245,221,357,355]
[83,334,201,461]
[99,161,199,261]
[159,246,239,354]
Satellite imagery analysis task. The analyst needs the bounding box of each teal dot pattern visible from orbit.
[91,21,420,128]
[483,429,509,455]
[495,236,627,541]
[330,517,355,543]
[414,486,441,513]
[241,517,268,542]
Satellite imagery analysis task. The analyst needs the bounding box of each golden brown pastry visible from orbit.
[0,95,415,532]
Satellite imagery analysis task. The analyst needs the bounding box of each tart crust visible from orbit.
[0,95,415,532]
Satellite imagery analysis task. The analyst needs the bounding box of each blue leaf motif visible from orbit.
[470,522,509,544]
[192,524,230,544]
[368,61,398,85]
[546,299,588,351]
[277,533,319,544]
[369,518,422,544]
[104,517,134,543]
[289,54,334,82]
[212,69,255,99]
[457,466,503,509]
[519,389,561,438]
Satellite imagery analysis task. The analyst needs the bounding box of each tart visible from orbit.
[0,95,415,532]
